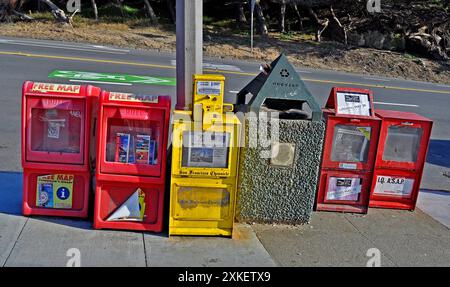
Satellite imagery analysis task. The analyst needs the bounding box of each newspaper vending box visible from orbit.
[369,110,432,210]
[21,81,100,218]
[316,87,380,213]
[169,74,241,236]
[93,91,171,231]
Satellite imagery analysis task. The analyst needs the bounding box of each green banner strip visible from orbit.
[48,70,176,86]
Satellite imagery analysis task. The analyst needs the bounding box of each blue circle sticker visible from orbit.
[56,187,70,200]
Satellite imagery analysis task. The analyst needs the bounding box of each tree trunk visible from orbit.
[0,0,34,22]
[11,7,33,20]
[0,3,8,22]
[39,0,71,23]
[280,0,286,33]
[116,0,124,17]
[306,7,329,42]
[143,0,158,25]
[328,6,347,45]
[255,0,268,36]
[167,0,175,23]
[0,0,17,21]
[235,0,247,28]
[291,4,303,31]
[17,0,24,10]
[91,0,98,21]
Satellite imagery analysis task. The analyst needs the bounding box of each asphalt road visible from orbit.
[0,36,449,191]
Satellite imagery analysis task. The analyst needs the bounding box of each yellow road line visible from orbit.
[0,50,176,70]
[1,50,449,95]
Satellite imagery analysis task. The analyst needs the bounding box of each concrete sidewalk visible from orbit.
[252,208,450,267]
[0,171,449,267]
[1,215,275,267]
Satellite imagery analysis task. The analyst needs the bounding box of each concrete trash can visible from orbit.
[235,54,325,224]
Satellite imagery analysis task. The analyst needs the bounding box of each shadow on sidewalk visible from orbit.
[420,189,450,196]
[0,171,22,215]
[0,171,169,235]
[427,139,450,169]
[420,189,450,209]
[0,171,94,230]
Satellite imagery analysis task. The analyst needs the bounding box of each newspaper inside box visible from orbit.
[105,118,160,166]
[331,125,371,163]
[181,131,230,168]
[30,108,82,154]
[382,126,423,163]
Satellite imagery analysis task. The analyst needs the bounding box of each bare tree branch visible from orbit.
[143,0,158,25]
[91,0,98,21]
[38,0,71,24]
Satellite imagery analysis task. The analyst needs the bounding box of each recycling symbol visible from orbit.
[280,69,290,78]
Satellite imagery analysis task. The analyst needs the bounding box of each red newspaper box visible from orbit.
[94,91,171,232]
[21,81,100,218]
[369,110,433,210]
[316,87,380,213]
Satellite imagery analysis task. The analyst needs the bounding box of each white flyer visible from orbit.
[373,176,414,197]
[326,177,361,201]
[336,92,371,116]
[196,81,222,95]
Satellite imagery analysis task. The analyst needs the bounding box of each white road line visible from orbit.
[229,91,240,94]
[69,79,132,86]
[170,60,243,72]
[0,40,128,54]
[90,45,129,52]
[374,101,419,107]
[364,77,391,82]
[203,63,242,72]
[0,38,130,52]
[297,70,312,74]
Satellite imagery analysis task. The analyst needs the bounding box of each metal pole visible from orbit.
[250,0,255,52]
[176,0,203,110]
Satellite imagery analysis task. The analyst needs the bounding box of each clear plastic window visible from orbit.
[331,125,371,163]
[326,177,362,201]
[105,118,160,165]
[383,126,423,163]
[30,108,81,153]
[181,131,230,168]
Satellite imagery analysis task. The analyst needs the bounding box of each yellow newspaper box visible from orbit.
[169,75,241,236]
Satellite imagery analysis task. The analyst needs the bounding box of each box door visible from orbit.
[371,170,418,199]
[171,183,233,221]
[26,171,86,211]
[322,171,371,206]
[97,184,159,224]
[26,97,85,164]
[100,106,164,177]
[376,120,430,170]
[322,117,379,171]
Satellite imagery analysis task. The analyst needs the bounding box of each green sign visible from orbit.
[48,70,176,86]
